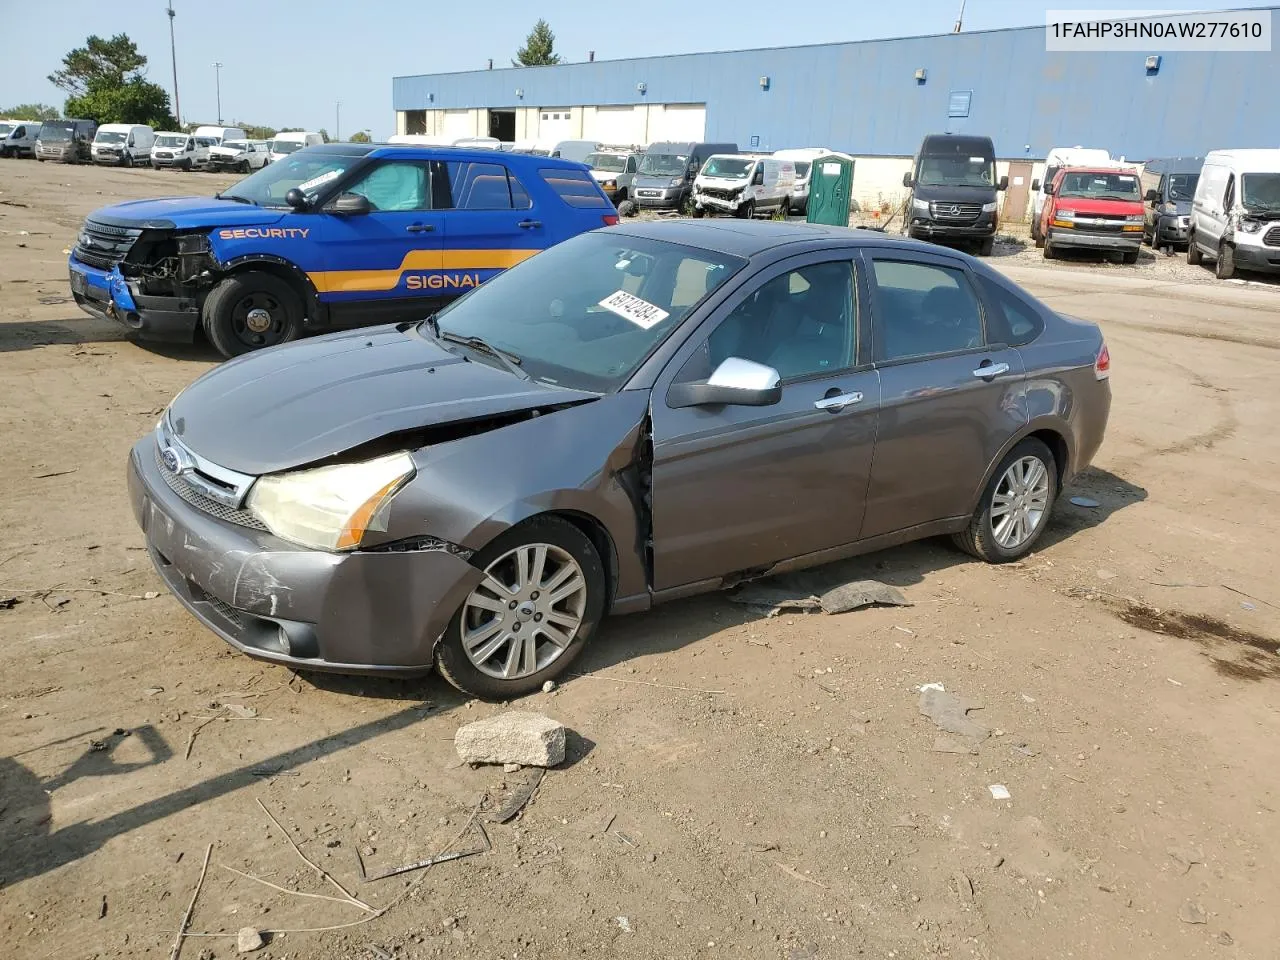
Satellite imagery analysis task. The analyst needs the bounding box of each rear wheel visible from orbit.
[1215,242,1236,279]
[202,271,304,358]
[952,438,1057,563]
[1187,231,1203,265]
[435,516,606,700]
[1122,250,1139,265]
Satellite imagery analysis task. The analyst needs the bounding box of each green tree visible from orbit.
[49,34,147,98]
[317,128,330,142]
[241,124,278,140]
[65,79,175,128]
[1,103,61,121]
[348,130,371,143]
[514,20,561,66]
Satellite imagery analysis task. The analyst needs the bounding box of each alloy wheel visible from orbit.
[990,456,1050,549]
[459,543,587,680]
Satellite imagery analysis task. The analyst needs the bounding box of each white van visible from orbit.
[550,140,599,164]
[269,131,324,163]
[193,125,246,145]
[385,134,500,150]
[1030,146,1113,242]
[91,123,155,167]
[1187,149,1280,279]
[0,119,40,158]
[151,131,210,171]
[774,147,841,213]
[693,154,796,218]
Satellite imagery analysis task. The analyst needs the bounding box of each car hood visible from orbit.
[87,196,287,230]
[914,184,997,203]
[167,324,599,475]
[1054,197,1143,215]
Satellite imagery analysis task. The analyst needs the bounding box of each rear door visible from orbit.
[436,158,546,285]
[314,157,445,326]
[858,249,1027,539]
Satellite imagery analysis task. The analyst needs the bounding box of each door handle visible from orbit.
[813,391,863,412]
[405,223,435,233]
[972,362,1010,380]
[517,219,543,229]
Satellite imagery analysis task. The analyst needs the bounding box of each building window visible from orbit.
[542,113,550,120]
[404,110,426,135]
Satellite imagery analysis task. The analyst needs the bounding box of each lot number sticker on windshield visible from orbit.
[298,169,342,192]
[599,290,670,329]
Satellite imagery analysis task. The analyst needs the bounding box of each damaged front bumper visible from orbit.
[69,254,200,342]
[128,438,484,675]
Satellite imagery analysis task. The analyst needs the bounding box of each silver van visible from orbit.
[35,119,97,163]
[633,141,739,211]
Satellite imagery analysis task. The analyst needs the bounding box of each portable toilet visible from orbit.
[806,153,855,227]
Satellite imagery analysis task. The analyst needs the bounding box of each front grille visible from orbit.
[74,219,141,271]
[700,188,741,202]
[207,596,245,629]
[931,201,982,223]
[154,445,268,531]
[1264,225,1280,247]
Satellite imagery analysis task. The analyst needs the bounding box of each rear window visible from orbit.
[539,167,610,208]
[442,161,532,210]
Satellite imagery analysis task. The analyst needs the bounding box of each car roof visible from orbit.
[607,218,957,260]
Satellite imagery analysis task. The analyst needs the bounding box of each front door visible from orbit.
[314,158,446,326]
[650,255,880,591]
[1002,161,1033,222]
[859,250,1027,539]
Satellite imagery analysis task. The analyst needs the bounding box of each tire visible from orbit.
[978,237,995,257]
[952,438,1058,563]
[616,199,637,218]
[1122,250,1139,265]
[1187,232,1203,265]
[238,161,249,173]
[738,200,755,220]
[1042,240,1056,260]
[1215,242,1235,279]
[1033,228,1045,249]
[201,271,304,358]
[691,204,706,218]
[435,516,607,700]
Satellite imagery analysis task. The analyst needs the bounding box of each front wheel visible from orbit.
[238,160,249,173]
[978,237,995,256]
[738,200,755,220]
[435,516,606,700]
[1215,242,1235,279]
[1042,239,1056,259]
[952,438,1058,563]
[1122,250,1139,264]
[201,271,304,358]
[1187,232,1203,265]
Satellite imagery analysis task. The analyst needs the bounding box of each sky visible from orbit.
[1,0,1275,140]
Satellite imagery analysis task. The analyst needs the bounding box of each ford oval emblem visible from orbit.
[160,446,182,474]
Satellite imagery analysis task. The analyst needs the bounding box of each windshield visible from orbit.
[220,140,249,152]
[1058,171,1140,200]
[426,232,746,392]
[1242,173,1280,213]
[221,151,353,207]
[1167,173,1199,201]
[272,140,302,155]
[0,123,12,137]
[95,131,128,144]
[701,157,753,179]
[917,154,995,188]
[586,152,626,173]
[39,123,73,142]
[638,153,689,176]
[155,134,187,148]
[794,161,811,178]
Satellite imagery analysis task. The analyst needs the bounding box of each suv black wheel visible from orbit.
[202,272,304,358]
[435,516,607,700]
[952,438,1058,563]
[1187,231,1203,265]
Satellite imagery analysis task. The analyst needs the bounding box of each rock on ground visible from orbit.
[455,712,566,767]
[236,926,266,952]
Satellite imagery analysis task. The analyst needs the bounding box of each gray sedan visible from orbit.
[128,221,1111,699]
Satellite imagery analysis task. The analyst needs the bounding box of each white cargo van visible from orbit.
[193,125,246,145]
[268,131,324,163]
[693,154,795,218]
[1187,149,1280,279]
[91,123,155,166]
[0,119,40,158]
[1030,146,1113,242]
[774,147,845,214]
[151,131,210,171]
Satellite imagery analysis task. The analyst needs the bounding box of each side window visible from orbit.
[341,161,431,212]
[444,161,517,209]
[625,155,638,174]
[539,167,610,208]
[1223,174,1235,210]
[870,259,984,362]
[14,126,24,138]
[977,275,1044,347]
[697,261,857,382]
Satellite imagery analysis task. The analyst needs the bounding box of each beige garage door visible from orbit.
[441,110,474,138]
[537,107,575,142]
[648,104,706,143]
[587,106,643,146]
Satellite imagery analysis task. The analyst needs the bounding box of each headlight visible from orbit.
[912,197,930,213]
[981,201,998,213]
[601,179,617,190]
[669,178,683,187]
[246,452,416,551]
[1238,219,1263,234]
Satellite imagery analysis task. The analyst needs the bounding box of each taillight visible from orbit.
[1094,342,1110,380]
[601,214,619,226]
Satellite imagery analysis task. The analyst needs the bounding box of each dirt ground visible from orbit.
[3,159,1280,960]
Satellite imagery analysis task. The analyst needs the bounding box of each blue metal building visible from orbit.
[393,11,1277,159]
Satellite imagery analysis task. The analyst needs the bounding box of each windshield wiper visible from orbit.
[218,194,256,205]
[438,330,529,380]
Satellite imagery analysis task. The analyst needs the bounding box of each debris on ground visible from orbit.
[918,688,989,740]
[932,736,979,755]
[1178,900,1207,924]
[455,712,566,767]
[615,916,633,933]
[237,926,266,952]
[1168,845,1204,874]
[0,596,18,609]
[367,816,491,881]
[988,784,1011,801]
[541,680,556,693]
[487,768,546,824]
[1069,496,1100,508]
[730,577,910,616]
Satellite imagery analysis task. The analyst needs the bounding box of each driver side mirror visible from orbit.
[1144,188,1160,203]
[998,175,1009,191]
[902,171,914,188]
[667,357,782,409]
[330,192,371,215]
[285,187,312,211]
[1043,182,1055,196]
[1031,178,1040,191]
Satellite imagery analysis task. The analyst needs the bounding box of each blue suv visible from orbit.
[69,143,618,356]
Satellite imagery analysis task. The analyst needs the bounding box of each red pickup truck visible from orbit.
[1038,166,1146,263]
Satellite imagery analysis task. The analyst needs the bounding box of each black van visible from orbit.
[1139,156,1203,251]
[902,134,1007,255]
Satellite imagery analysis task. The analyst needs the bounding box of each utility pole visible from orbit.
[952,0,966,33]
[212,62,223,124]
[167,1,181,126]
[335,100,341,142]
